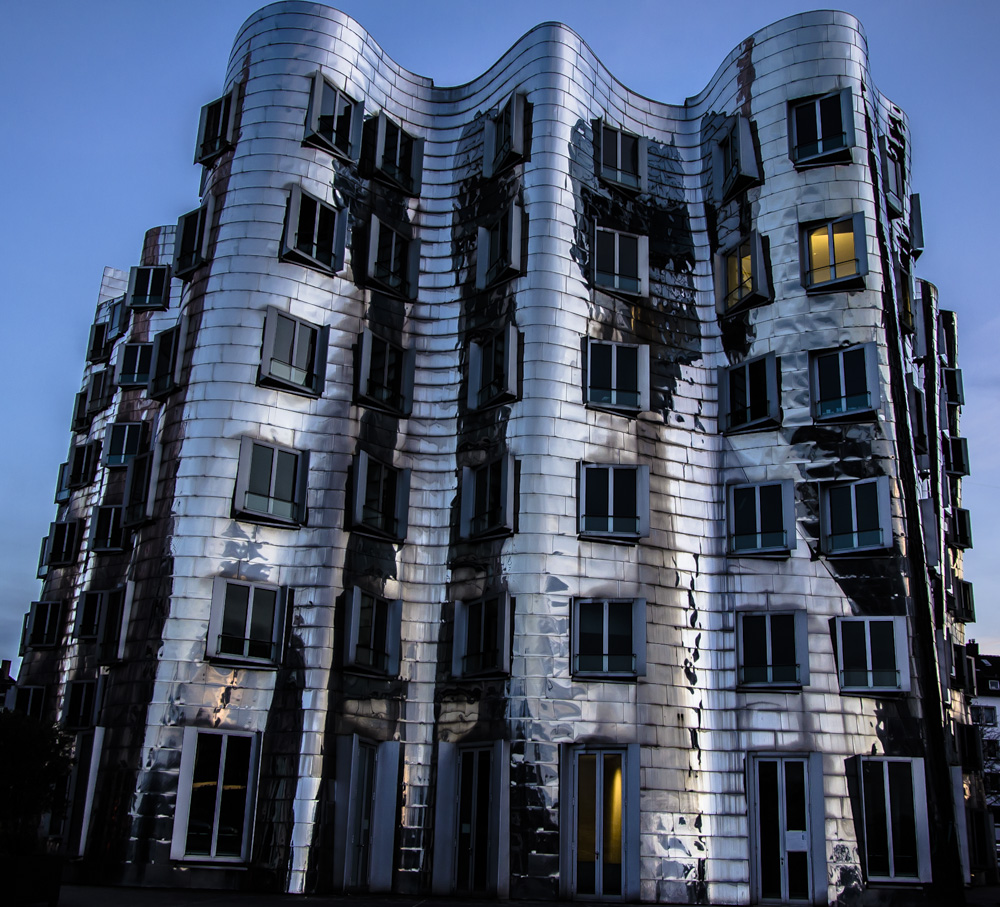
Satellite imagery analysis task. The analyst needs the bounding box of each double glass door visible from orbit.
[754,756,810,902]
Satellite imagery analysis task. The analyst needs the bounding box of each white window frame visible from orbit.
[171,727,259,862]
[343,586,402,676]
[584,339,650,413]
[727,480,795,555]
[811,342,880,421]
[789,88,854,166]
[857,757,931,882]
[206,576,287,666]
[476,202,523,289]
[452,589,512,678]
[468,324,518,410]
[367,214,420,299]
[483,92,527,178]
[737,610,809,687]
[578,463,650,540]
[194,87,237,166]
[714,114,760,201]
[174,194,216,279]
[373,113,424,196]
[715,232,771,314]
[820,476,891,555]
[835,616,910,692]
[303,71,364,161]
[460,454,516,539]
[593,224,649,297]
[801,213,868,291]
[258,305,329,397]
[357,329,415,415]
[351,450,410,541]
[104,421,146,468]
[126,265,171,311]
[571,597,646,678]
[720,352,780,433]
[233,436,309,527]
[280,184,347,275]
[596,120,648,192]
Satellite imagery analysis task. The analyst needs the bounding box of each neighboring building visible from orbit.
[11,3,987,902]
[973,646,1000,854]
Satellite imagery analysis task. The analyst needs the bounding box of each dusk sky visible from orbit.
[2,0,997,670]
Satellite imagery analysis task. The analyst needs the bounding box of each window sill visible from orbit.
[839,687,907,696]
[791,146,853,169]
[356,393,410,418]
[302,132,357,165]
[279,247,339,276]
[586,400,644,418]
[579,531,642,545]
[233,508,305,529]
[599,172,643,194]
[206,655,280,670]
[727,547,792,558]
[257,373,322,399]
[822,545,890,557]
[813,408,878,424]
[593,278,643,300]
[722,417,781,435]
[344,664,398,680]
[372,166,417,197]
[737,682,802,692]
[172,857,249,867]
[572,671,640,682]
[454,668,510,681]
[352,522,405,544]
[804,273,867,294]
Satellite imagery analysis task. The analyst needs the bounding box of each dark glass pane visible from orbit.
[186,734,222,855]
[473,749,491,891]
[817,353,843,413]
[351,744,375,887]
[612,468,636,532]
[794,102,819,157]
[221,583,250,655]
[758,483,785,547]
[828,485,853,549]
[742,615,767,683]
[842,347,868,409]
[733,486,758,548]
[618,234,638,281]
[854,482,880,548]
[249,588,277,658]
[457,750,475,891]
[596,231,615,278]
[274,315,295,365]
[819,94,844,149]
[576,754,596,894]
[770,615,797,683]
[785,761,806,831]
[590,344,613,402]
[787,851,809,900]
[297,196,317,256]
[758,760,781,899]
[607,601,633,672]
[293,324,317,376]
[578,601,604,672]
[841,621,869,686]
[216,736,251,857]
[616,345,638,404]
[862,761,890,877]
[316,205,336,267]
[602,126,618,171]
[619,133,638,178]
[248,443,274,498]
[273,450,298,510]
[869,620,897,687]
[466,600,484,672]
[729,365,749,427]
[888,762,917,876]
[601,754,623,896]
[585,468,609,525]
[747,358,769,422]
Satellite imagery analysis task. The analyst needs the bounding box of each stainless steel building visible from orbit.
[12,3,989,903]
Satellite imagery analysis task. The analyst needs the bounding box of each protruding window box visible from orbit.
[343,587,401,677]
[367,215,420,299]
[351,450,409,542]
[819,477,891,555]
[789,89,854,167]
[127,265,171,311]
[280,185,347,275]
[811,343,879,422]
[453,589,512,678]
[233,437,309,527]
[303,72,364,162]
[468,325,518,410]
[571,597,646,678]
[207,576,287,666]
[801,213,868,292]
[259,306,329,398]
[484,93,528,178]
[578,464,650,541]
[195,87,237,166]
[719,353,780,433]
[584,339,649,414]
[716,232,771,315]
[727,481,795,556]
[595,120,648,192]
[357,329,415,415]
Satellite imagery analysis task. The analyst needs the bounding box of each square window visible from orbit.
[117,342,154,387]
[943,368,965,407]
[716,232,771,314]
[596,121,647,191]
[801,213,868,291]
[989,680,999,693]
[124,447,160,527]
[67,440,101,489]
[789,89,854,166]
[21,600,61,651]
[86,368,113,415]
[484,92,528,178]
[259,306,329,397]
[836,616,909,691]
[14,686,45,720]
[75,591,103,640]
[207,576,287,665]
[737,611,808,687]
[858,757,931,882]
[468,324,518,409]
[460,454,516,539]
[174,195,216,279]
[357,329,415,415]
[728,480,795,555]
[371,114,423,196]
[351,450,410,541]
[973,705,998,726]
[90,504,126,553]
[343,587,401,676]
[719,352,780,433]
[41,520,83,569]
[820,476,891,554]
[233,437,309,527]
[571,598,646,677]
[476,203,524,289]
[578,463,650,540]
[281,185,346,275]
[148,324,183,400]
[594,225,648,296]
[714,115,761,201]
[304,72,363,161]
[584,339,649,413]
[944,435,971,477]
[171,727,258,862]
[880,137,905,218]
[453,590,512,678]
[64,679,98,730]
[104,422,147,468]
[367,215,420,299]
[127,265,171,310]
[811,343,879,420]
[195,88,236,165]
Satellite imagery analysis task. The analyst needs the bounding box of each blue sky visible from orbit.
[1,0,998,668]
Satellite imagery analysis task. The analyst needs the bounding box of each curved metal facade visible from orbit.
[14,3,983,903]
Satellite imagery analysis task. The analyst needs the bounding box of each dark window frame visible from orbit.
[584,339,650,414]
[280,185,347,275]
[571,597,646,678]
[258,305,329,397]
[351,450,410,541]
[800,212,868,292]
[357,329,415,415]
[789,88,854,167]
[577,463,650,541]
[126,265,172,311]
[727,480,795,556]
[303,71,364,161]
[233,436,309,527]
[820,476,892,555]
[207,576,287,666]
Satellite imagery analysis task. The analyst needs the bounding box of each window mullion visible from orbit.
[603,600,611,672]
[210,735,228,858]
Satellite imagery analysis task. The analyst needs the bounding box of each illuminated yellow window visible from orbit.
[725,239,753,308]
[804,215,867,289]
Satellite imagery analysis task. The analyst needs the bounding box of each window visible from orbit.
[943,436,971,477]
[801,213,868,291]
[72,390,91,432]
[820,477,891,554]
[811,343,879,420]
[55,461,71,503]
[64,680,98,730]
[880,137,905,218]
[90,505,125,553]
[974,706,998,726]
[585,339,649,413]
[943,368,965,406]
[233,437,309,526]
[67,440,101,489]
[303,72,363,160]
[896,256,914,332]
[14,686,45,720]
[908,379,928,456]
[484,92,527,178]
[207,576,287,664]
[789,89,854,166]
[86,369,113,416]
[951,579,975,623]
[343,587,401,676]
[460,455,516,538]
[195,88,236,165]
[75,590,107,640]
[174,195,215,279]
[105,295,129,342]
[716,232,771,314]
[989,680,1000,693]
[104,422,146,468]
[87,321,111,363]
[858,757,931,882]
[126,265,171,310]
[148,324,182,399]
[714,114,760,200]
[948,507,973,550]
[578,464,650,540]
[367,215,420,299]
[836,616,909,692]
[468,324,518,409]
[372,114,423,196]
[280,185,346,274]
[596,121,647,191]
[171,727,258,862]
[351,450,410,541]
[572,598,646,677]
[476,203,523,289]
[77,587,129,663]
[728,480,795,555]
[356,329,415,415]
[259,306,328,397]
[116,342,153,387]
[737,611,808,687]
[453,590,512,678]
[41,520,82,569]
[911,193,925,257]
[719,353,780,432]
[593,225,648,296]
[124,447,159,527]
[21,600,61,651]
